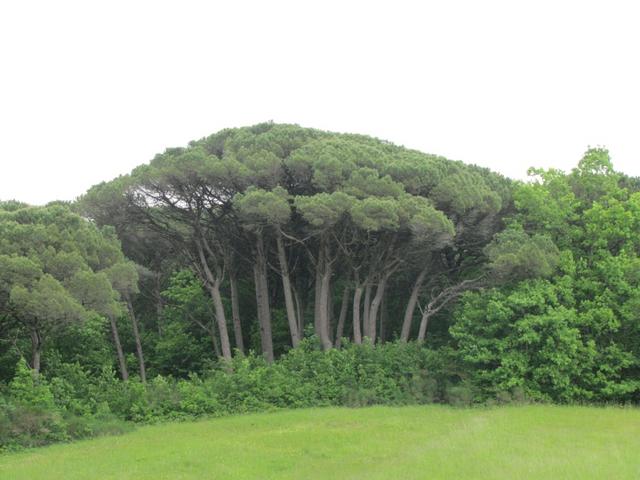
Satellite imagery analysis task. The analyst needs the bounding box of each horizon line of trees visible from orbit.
[1,123,638,405]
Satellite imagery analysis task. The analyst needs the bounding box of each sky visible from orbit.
[1,1,639,205]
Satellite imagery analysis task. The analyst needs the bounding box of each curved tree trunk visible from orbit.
[196,239,232,361]
[276,232,300,347]
[417,310,433,343]
[208,282,232,361]
[416,278,482,343]
[400,266,428,342]
[368,275,388,344]
[109,316,129,380]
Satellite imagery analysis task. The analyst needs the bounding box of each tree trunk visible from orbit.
[417,310,433,343]
[207,282,232,361]
[314,251,323,339]
[153,271,164,335]
[352,283,363,344]
[362,282,372,339]
[416,278,481,343]
[318,258,333,350]
[209,326,221,358]
[334,285,350,348]
[109,316,129,380]
[316,243,333,350]
[293,285,304,337]
[30,328,42,374]
[276,232,300,347]
[400,266,428,342]
[254,234,274,362]
[368,275,388,344]
[126,296,146,383]
[327,276,334,344]
[228,267,245,354]
[196,239,232,361]
[379,290,387,343]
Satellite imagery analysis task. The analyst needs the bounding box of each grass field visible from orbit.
[1,405,639,479]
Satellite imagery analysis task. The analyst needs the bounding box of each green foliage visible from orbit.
[453,148,640,403]
[233,187,291,227]
[0,204,132,375]
[484,227,560,281]
[4,126,640,456]
[294,192,352,228]
[0,342,467,450]
[1,360,67,449]
[8,358,56,410]
[157,270,218,376]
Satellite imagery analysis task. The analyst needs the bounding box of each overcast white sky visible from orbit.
[1,1,639,205]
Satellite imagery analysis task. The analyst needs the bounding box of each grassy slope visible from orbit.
[1,405,639,480]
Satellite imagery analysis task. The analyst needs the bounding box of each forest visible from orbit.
[1,123,639,450]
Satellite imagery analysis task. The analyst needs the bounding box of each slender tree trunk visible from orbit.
[362,282,372,339]
[368,275,388,344]
[400,266,428,342]
[327,276,334,345]
[276,232,300,347]
[318,257,333,350]
[417,310,433,343]
[206,282,232,361]
[209,327,221,358]
[314,251,323,339]
[254,234,274,362]
[196,240,232,360]
[352,283,363,344]
[228,267,245,354]
[334,285,350,348]
[30,328,42,374]
[109,316,129,381]
[293,285,304,337]
[416,278,480,343]
[126,295,146,383]
[379,290,387,343]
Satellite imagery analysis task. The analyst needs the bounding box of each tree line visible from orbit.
[1,123,638,406]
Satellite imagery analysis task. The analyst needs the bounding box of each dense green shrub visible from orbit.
[0,360,131,451]
[0,341,469,450]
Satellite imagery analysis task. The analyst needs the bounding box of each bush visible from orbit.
[0,360,134,451]
[1,342,470,451]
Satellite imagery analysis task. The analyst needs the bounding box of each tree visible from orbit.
[83,123,511,359]
[0,205,130,376]
[160,269,222,370]
[104,261,146,382]
[234,187,300,353]
[8,273,86,373]
[124,148,235,360]
[452,148,640,402]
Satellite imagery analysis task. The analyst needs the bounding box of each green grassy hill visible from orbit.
[2,405,639,479]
